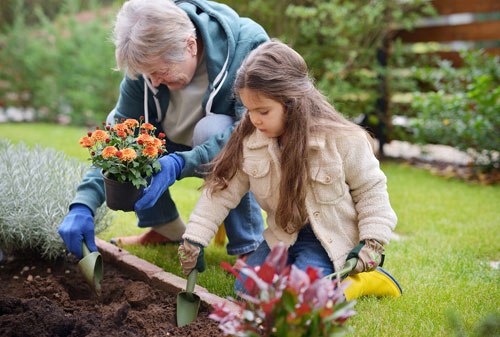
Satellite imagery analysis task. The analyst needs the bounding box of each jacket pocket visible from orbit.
[310,165,345,204]
[242,159,271,198]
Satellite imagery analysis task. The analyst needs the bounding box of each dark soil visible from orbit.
[0,252,221,337]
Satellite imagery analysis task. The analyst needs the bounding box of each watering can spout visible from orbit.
[78,241,103,294]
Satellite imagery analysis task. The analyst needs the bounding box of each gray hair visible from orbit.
[113,0,196,79]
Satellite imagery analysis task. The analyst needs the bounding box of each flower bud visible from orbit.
[102,121,106,125]
[106,139,110,143]
[91,151,95,156]
[106,126,111,130]
[115,151,122,157]
[96,126,99,130]
[140,116,144,120]
[158,132,166,139]
[87,132,92,137]
[138,139,143,145]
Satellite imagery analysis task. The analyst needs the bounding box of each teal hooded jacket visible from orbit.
[72,0,269,213]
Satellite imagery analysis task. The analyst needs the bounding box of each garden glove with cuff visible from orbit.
[134,154,185,211]
[58,204,97,259]
[178,239,205,276]
[347,239,385,275]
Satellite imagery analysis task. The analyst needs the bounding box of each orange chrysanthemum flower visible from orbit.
[79,136,94,148]
[152,138,163,148]
[137,134,155,146]
[113,123,129,133]
[143,146,158,158]
[140,123,155,131]
[124,119,139,128]
[119,148,137,161]
[91,130,109,143]
[102,146,118,158]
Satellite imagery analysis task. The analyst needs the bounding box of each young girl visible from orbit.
[178,41,401,299]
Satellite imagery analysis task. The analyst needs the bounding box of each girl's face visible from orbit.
[239,88,286,138]
[146,35,198,90]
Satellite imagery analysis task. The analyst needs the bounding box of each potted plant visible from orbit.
[78,117,167,212]
[210,243,357,336]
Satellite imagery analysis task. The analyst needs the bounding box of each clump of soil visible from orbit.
[0,252,221,336]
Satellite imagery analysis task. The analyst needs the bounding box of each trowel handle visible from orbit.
[186,269,198,301]
[325,257,358,280]
[82,241,91,257]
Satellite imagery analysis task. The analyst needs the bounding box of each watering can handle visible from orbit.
[325,257,358,280]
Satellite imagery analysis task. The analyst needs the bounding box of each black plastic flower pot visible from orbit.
[101,171,144,212]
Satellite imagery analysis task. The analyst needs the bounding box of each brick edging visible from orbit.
[95,238,239,312]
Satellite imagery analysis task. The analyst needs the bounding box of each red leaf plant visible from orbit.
[210,243,356,337]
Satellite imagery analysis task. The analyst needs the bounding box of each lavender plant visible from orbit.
[0,139,112,259]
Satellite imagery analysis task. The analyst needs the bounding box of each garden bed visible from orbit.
[0,247,222,336]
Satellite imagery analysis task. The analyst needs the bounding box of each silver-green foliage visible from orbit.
[0,139,112,260]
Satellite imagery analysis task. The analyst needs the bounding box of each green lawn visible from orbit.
[2,122,499,336]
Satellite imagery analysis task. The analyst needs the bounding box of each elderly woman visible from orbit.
[58,0,268,260]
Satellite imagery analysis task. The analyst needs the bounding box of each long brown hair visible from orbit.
[205,40,370,233]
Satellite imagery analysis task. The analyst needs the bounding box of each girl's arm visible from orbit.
[182,169,251,247]
[338,133,397,245]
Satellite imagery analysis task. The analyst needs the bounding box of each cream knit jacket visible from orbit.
[183,129,397,271]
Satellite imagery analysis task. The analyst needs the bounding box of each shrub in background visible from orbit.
[408,50,500,169]
[225,0,435,119]
[210,243,356,336]
[1,0,433,126]
[0,0,122,125]
[0,0,116,32]
[0,139,112,260]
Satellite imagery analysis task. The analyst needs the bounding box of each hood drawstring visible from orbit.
[142,75,162,124]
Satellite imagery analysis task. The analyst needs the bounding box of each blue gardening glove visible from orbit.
[134,154,185,211]
[178,239,205,276]
[58,204,97,259]
[346,239,385,275]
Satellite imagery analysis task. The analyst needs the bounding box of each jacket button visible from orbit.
[327,238,333,243]
[252,168,258,175]
[313,211,320,218]
[325,176,332,183]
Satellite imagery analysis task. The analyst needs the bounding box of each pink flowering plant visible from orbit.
[210,243,356,337]
[79,117,167,188]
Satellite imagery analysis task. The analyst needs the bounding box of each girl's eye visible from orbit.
[260,111,269,115]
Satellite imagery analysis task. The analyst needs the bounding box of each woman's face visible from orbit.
[147,35,198,90]
[239,88,286,138]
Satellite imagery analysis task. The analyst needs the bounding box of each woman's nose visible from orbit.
[150,75,161,87]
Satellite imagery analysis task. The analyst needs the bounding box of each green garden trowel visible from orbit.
[176,269,201,327]
[78,241,103,294]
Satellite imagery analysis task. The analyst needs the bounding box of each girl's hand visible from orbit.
[348,239,385,274]
[178,239,205,275]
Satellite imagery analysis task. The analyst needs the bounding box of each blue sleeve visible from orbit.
[71,167,105,215]
[176,125,234,179]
